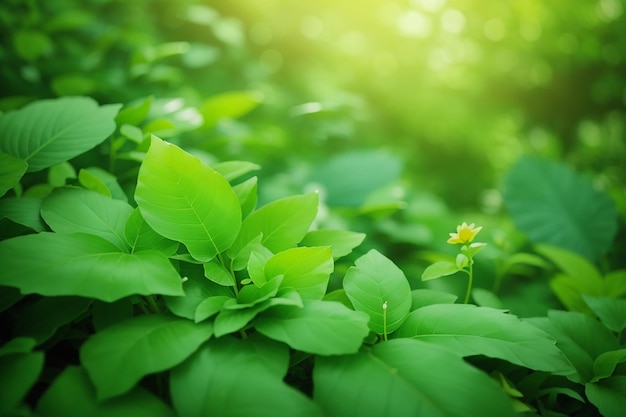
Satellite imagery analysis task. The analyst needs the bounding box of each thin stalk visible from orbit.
[382,301,388,342]
[463,253,474,304]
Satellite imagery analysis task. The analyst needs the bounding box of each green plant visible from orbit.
[1,96,625,417]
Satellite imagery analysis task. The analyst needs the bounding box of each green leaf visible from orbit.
[397,304,574,374]
[535,244,602,283]
[0,97,121,172]
[265,246,334,300]
[203,260,235,286]
[229,193,318,256]
[212,160,260,182]
[255,300,370,355]
[78,167,128,202]
[421,261,461,281]
[314,339,517,417]
[80,314,213,400]
[472,288,504,309]
[41,187,134,251]
[36,366,175,417]
[300,229,366,259]
[0,233,184,302]
[585,376,626,417]
[214,289,303,337]
[78,168,111,197]
[343,249,412,334]
[583,295,626,333]
[231,276,284,308]
[229,233,270,271]
[199,91,261,129]
[124,208,178,256]
[170,335,323,417]
[163,267,232,320]
[135,136,241,262]
[0,349,43,414]
[48,161,76,187]
[0,337,36,356]
[232,176,258,219]
[527,310,620,383]
[592,349,626,382]
[115,96,153,127]
[15,296,92,344]
[12,29,53,61]
[0,197,45,232]
[120,124,144,143]
[51,74,96,96]
[194,296,231,322]
[248,249,269,286]
[410,289,458,310]
[503,156,617,261]
[604,270,626,298]
[0,151,27,197]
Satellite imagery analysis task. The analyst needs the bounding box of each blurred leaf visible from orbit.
[344,249,412,334]
[170,335,323,417]
[397,304,575,375]
[80,314,212,400]
[200,91,261,129]
[472,288,504,309]
[232,176,258,219]
[410,289,458,310]
[41,187,133,251]
[12,30,53,61]
[314,339,517,417]
[0,350,44,414]
[583,295,626,334]
[36,366,175,417]
[585,376,626,417]
[0,151,27,197]
[115,96,153,126]
[0,97,121,172]
[212,160,260,182]
[48,161,76,187]
[255,300,369,355]
[0,233,184,302]
[300,229,366,259]
[135,137,241,262]
[503,156,617,261]
[51,74,97,96]
[592,349,626,382]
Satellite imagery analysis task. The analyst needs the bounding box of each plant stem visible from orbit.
[146,295,160,313]
[463,244,474,304]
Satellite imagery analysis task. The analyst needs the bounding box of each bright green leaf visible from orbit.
[41,187,133,251]
[200,91,261,129]
[421,261,461,281]
[203,260,235,286]
[124,208,178,256]
[255,300,369,355]
[592,349,626,382]
[410,289,458,310]
[0,233,184,302]
[314,339,517,417]
[36,366,175,417]
[212,160,260,182]
[120,124,144,143]
[48,161,76,187]
[344,249,411,334]
[115,96,153,126]
[78,167,128,202]
[135,136,241,262]
[397,304,575,375]
[0,97,121,172]
[232,176,258,219]
[80,314,213,400]
[265,246,333,300]
[300,229,366,259]
[194,296,231,322]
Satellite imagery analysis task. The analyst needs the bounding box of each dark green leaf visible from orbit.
[0,351,44,414]
[585,376,626,417]
[583,295,626,333]
[0,151,27,197]
[0,197,45,232]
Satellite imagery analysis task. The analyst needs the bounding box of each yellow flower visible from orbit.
[447,222,482,244]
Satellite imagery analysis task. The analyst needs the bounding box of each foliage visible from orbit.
[1,0,625,416]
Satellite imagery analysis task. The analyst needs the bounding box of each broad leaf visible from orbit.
[592,349,626,382]
[255,300,369,355]
[229,193,318,256]
[300,229,366,259]
[585,376,626,417]
[344,249,412,334]
[0,151,27,197]
[503,156,617,260]
[528,310,620,383]
[0,97,121,172]
[15,296,92,344]
[170,335,323,417]
[397,304,574,374]
[124,208,178,256]
[80,314,213,400]
[36,366,175,417]
[0,197,45,232]
[314,339,517,417]
[265,246,333,300]
[0,233,184,302]
[135,136,241,262]
[41,187,134,251]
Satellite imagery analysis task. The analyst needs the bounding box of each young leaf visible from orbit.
[265,246,334,300]
[170,335,323,417]
[203,260,235,286]
[0,151,27,197]
[135,136,241,262]
[343,249,412,334]
[300,229,366,259]
[36,366,175,417]
[80,314,213,400]
[255,300,370,355]
[314,339,517,417]
[0,233,184,302]
[229,193,318,256]
[503,156,617,261]
[0,97,121,172]
[397,304,575,375]
[41,187,134,251]
[421,261,460,281]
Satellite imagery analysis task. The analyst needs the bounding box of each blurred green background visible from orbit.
[1,0,625,313]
